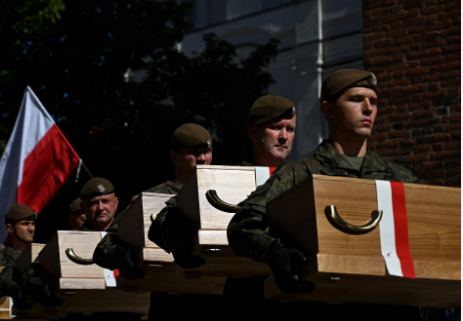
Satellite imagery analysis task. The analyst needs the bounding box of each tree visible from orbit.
[0,0,279,241]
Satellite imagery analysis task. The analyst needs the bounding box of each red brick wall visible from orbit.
[362,0,461,186]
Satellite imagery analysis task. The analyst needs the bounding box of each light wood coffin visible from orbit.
[175,165,271,278]
[118,192,175,263]
[21,231,150,317]
[264,175,461,307]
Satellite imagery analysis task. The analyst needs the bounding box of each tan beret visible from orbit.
[68,198,82,213]
[80,177,115,199]
[321,69,377,103]
[245,95,295,126]
[172,123,212,151]
[5,204,37,221]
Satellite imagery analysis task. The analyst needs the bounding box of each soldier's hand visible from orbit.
[8,285,31,310]
[34,279,63,308]
[264,239,314,294]
[116,246,146,280]
[171,241,205,269]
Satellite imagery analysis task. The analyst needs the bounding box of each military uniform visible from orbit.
[144,180,182,195]
[0,246,22,296]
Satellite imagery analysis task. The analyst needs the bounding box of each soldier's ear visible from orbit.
[321,101,334,120]
[170,150,178,165]
[247,125,258,140]
[6,223,13,234]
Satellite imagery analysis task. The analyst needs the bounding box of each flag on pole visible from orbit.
[0,87,81,244]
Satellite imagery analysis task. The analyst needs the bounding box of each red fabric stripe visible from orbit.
[390,181,416,279]
[17,124,80,213]
[113,269,120,279]
[269,167,277,177]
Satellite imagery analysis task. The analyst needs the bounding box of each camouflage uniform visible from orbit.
[228,140,421,262]
[144,180,182,195]
[0,246,22,296]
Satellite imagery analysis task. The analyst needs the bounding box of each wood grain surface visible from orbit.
[143,248,174,262]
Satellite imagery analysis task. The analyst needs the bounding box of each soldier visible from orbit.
[67,198,86,230]
[0,204,37,310]
[227,69,422,320]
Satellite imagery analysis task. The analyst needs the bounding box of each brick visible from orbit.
[387,62,409,72]
[383,11,408,22]
[450,106,461,113]
[375,150,388,157]
[390,21,404,30]
[368,141,376,149]
[442,27,460,37]
[445,159,461,168]
[424,38,447,48]
[375,115,388,123]
[447,167,461,177]
[414,144,432,153]
[445,177,461,187]
[428,31,442,39]
[376,123,393,131]
[391,87,404,96]
[400,139,415,146]
[408,101,432,110]
[447,36,460,44]
[423,161,444,170]
[377,140,400,149]
[389,96,411,104]
[405,33,427,43]
[429,82,441,90]
[422,56,445,64]
[425,179,445,186]
[430,151,452,160]
[406,67,429,76]
[365,58,375,66]
[396,104,407,112]
[447,87,460,96]
[373,24,392,31]
[387,29,408,38]
[393,70,405,78]
[442,44,461,53]
[446,53,459,62]
[445,141,461,150]
[387,45,409,54]
[364,49,386,59]
[448,70,460,78]
[438,12,451,20]
[409,26,421,34]
[424,90,446,99]
[409,60,420,68]
[376,56,393,64]
[426,13,439,23]
[388,148,411,156]
[404,16,427,27]
[421,5,444,15]
[389,112,411,121]
[406,119,427,128]
[389,130,411,138]
[363,42,374,51]
[364,32,385,42]
[433,142,445,151]
[433,100,444,108]
[412,93,423,100]
[429,65,440,73]
[387,78,410,87]
[404,84,426,93]
[369,132,388,141]
[433,125,444,133]
[424,73,446,81]
[406,153,428,163]
[413,110,435,120]
[378,73,394,81]
[377,105,394,114]
[449,114,461,123]
[429,47,442,55]
[409,50,429,58]
[393,53,406,62]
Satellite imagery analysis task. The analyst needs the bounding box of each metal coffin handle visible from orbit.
[205,190,242,213]
[325,205,383,235]
[65,248,94,265]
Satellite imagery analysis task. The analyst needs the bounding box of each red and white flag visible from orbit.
[0,87,81,243]
[255,166,277,187]
[375,180,416,278]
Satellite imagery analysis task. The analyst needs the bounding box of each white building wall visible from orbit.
[182,0,364,159]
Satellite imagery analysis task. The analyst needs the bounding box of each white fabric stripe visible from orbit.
[255,166,271,187]
[376,180,403,277]
[0,87,55,243]
[9,296,15,318]
[100,232,117,287]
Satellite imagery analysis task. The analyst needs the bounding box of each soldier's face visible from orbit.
[81,193,118,228]
[68,211,86,229]
[171,147,212,177]
[325,87,377,139]
[249,115,296,166]
[8,220,35,244]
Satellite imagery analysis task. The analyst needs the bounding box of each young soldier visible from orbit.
[0,204,36,310]
[227,69,421,320]
[67,198,86,230]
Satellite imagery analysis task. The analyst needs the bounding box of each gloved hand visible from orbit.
[8,284,31,310]
[116,246,146,280]
[33,279,63,308]
[264,239,314,294]
[171,241,205,269]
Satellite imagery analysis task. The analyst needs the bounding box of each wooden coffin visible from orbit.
[264,175,461,307]
[118,192,175,263]
[14,231,151,318]
[174,165,271,278]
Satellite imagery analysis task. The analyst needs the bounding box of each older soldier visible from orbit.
[227,69,421,320]
[67,198,86,230]
[0,204,36,310]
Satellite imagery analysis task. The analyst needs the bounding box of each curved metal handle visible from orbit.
[325,205,382,235]
[65,248,94,265]
[205,190,241,213]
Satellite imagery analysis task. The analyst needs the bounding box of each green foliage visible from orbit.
[0,0,279,220]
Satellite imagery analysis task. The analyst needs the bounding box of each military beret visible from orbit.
[80,177,115,199]
[172,123,212,151]
[4,204,37,221]
[321,69,377,103]
[245,95,295,126]
[68,198,82,213]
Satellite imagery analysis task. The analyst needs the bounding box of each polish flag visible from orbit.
[0,87,81,243]
[255,166,277,186]
[375,180,416,278]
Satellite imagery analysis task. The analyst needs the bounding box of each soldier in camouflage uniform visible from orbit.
[227,70,422,320]
[0,204,37,310]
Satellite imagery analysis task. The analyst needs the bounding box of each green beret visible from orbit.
[172,123,212,151]
[4,204,37,221]
[80,177,115,199]
[68,198,82,213]
[321,69,377,103]
[245,95,295,126]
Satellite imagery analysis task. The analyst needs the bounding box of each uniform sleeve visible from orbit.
[23,258,42,296]
[227,161,310,262]
[0,263,14,295]
[148,196,178,252]
[92,225,120,270]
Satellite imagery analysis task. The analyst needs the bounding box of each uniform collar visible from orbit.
[166,179,183,194]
